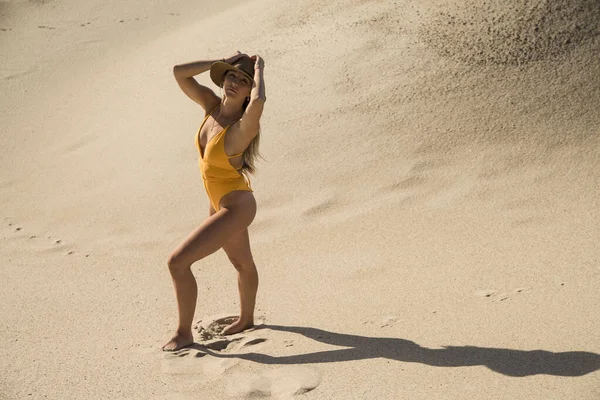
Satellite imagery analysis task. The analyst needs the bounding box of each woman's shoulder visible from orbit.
[203,98,222,117]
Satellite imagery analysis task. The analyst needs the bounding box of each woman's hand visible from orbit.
[251,55,264,70]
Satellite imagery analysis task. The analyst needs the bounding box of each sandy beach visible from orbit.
[1,0,599,398]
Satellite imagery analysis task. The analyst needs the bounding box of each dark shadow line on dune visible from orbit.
[203,324,600,378]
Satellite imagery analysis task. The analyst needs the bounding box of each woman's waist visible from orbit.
[200,160,242,173]
[202,172,247,183]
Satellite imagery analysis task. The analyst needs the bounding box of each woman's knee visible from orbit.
[167,251,190,274]
[229,259,256,272]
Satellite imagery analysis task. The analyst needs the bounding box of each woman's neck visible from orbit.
[220,96,244,120]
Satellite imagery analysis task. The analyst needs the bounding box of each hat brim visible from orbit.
[210,61,255,88]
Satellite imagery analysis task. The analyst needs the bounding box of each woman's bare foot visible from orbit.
[162,331,194,351]
[222,318,254,336]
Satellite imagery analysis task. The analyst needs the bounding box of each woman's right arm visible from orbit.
[173,52,244,110]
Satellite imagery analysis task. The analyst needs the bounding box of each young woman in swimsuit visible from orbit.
[163,51,266,351]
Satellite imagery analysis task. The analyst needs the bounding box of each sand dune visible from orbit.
[1,0,599,399]
[421,0,600,65]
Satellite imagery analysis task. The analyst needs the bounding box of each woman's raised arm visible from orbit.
[173,52,246,110]
[240,55,266,141]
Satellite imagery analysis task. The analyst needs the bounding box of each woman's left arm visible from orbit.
[250,56,266,102]
[240,56,266,140]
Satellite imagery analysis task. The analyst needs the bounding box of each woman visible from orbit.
[163,51,266,351]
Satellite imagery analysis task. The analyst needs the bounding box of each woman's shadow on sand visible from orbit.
[210,325,600,377]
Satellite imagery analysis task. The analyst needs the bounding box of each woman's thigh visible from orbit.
[222,227,254,267]
[209,198,254,266]
[170,197,255,266]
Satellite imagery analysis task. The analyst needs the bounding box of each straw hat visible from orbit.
[210,56,255,88]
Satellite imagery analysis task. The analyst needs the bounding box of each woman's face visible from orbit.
[223,70,252,99]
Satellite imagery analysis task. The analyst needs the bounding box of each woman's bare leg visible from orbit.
[164,264,198,350]
[162,192,256,351]
[221,228,258,335]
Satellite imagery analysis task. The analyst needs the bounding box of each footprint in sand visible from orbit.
[380,316,401,328]
[161,316,321,396]
[475,287,531,302]
[160,336,268,376]
[2,218,85,257]
[227,367,321,398]
[361,316,401,328]
[194,315,238,341]
[161,315,268,377]
[194,314,267,342]
[475,289,499,298]
[161,347,238,377]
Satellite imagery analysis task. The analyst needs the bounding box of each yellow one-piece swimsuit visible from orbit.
[195,105,253,211]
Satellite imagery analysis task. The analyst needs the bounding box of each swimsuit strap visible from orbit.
[223,124,245,159]
[198,103,221,131]
[230,152,245,169]
[207,103,220,117]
